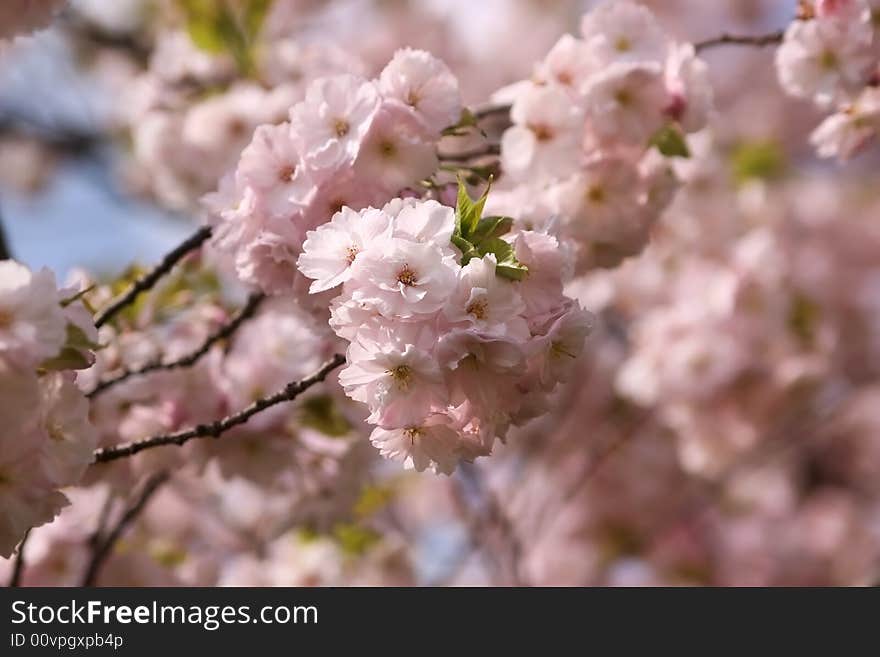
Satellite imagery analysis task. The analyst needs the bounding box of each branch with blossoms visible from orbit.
[92,225,213,329]
[92,354,346,463]
[9,0,880,589]
[693,29,785,54]
[80,471,170,586]
[87,292,265,398]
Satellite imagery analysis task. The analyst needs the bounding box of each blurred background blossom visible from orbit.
[3,0,880,586]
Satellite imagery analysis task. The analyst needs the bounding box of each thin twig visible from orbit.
[461,29,784,133]
[92,354,346,464]
[93,225,213,329]
[438,143,501,162]
[87,292,265,399]
[472,104,512,122]
[81,472,169,586]
[87,488,117,551]
[8,529,31,587]
[694,29,785,53]
[451,464,525,586]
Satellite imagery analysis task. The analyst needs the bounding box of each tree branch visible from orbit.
[438,143,501,162]
[93,225,213,329]
[451,464,525,586]
[87,292,265,399]
[462,28,785,133]
[92,353,346,464]
[472,103,512,122]
[0,207,11,261]
[7,528,31,587]
[694,29,785,53]
[80,472,169,586]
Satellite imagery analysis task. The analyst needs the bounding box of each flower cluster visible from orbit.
[0,260,98,557]
[206,48,461,296]
[487,0,712,272]
[297,194,593,474]
[776,0,880,159]
[491,132,880,585]
[125,29,364,210]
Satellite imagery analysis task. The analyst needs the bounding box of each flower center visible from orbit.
[396,265,418,286]
[615,36,631,52]
[388,364,413,390]
[586,185,606,204]
[329,198,346,215]
[466,299,488,320]
[403,426,422,443]
[228,118,248,138]
[551,341,577,359]
[819,50,838,71]
[379,139,397,158]
[0,309,12,329]
[528,123,554,141]
[556,70,573,86]
[47,422,66,441]
[279,163,296,182]
[614,89,633,106]
[346,245,360,263]
[405,90,421,107]
[333,118,350,137]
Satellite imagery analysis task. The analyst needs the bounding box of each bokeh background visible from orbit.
[4,0,880,586]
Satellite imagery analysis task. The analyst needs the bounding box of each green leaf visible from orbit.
[788,294,819,346]
[470,215,513,243]
[650,124,690,158]
[451,179,526,279]
[496,264,528,281]
[332,524,381,556]
[451,234,478,264]
[66,323,102,352]
[454,177,491,241]
[454,178,478,239]
[299,394,352,437]
[242,0,272,41]
[40,347,93,372]
[478,238,528,281]
[40,323,103,372]
[353,485,395,519]
[178,0,270,74]
[180,0,226,53]
[442,107,484,137]
[731,141,786,185]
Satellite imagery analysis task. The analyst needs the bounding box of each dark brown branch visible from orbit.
[92,354,346,464]
[0,109,103,158]
[7,528,31,587]
[81,472,169,586]
[87,292,265,399]
[694,29,785,53]
[60,10,152,65]
[0,207,11,261]
[93,225,213,329]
